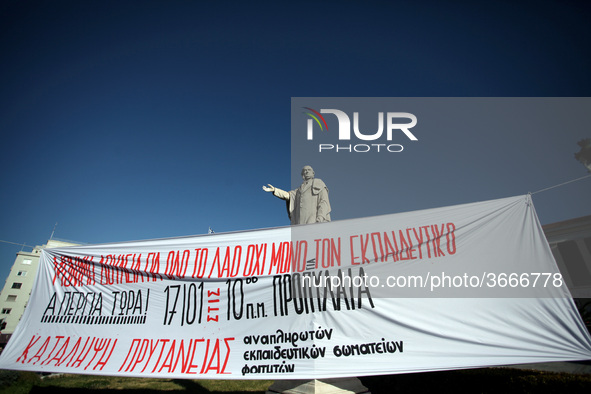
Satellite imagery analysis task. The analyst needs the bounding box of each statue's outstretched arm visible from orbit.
[263,184,290,200]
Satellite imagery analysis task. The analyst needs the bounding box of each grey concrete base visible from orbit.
[266,378,370,394]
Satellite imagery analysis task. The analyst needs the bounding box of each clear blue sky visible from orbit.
[1,1,590,282]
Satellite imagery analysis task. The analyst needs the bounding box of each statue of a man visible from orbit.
[263,165,331,225]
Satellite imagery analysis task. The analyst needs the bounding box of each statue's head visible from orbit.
[301,165,315,181]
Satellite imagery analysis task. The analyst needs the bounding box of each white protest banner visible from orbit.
[0,195,590,378]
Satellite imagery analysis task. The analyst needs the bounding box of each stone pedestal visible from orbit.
[266,378,370,394]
